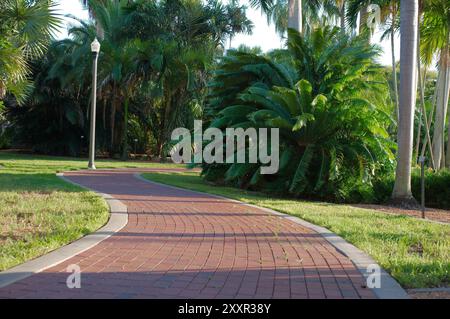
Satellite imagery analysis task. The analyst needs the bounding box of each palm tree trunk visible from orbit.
[415,66,428,162]
[159,92,172,159]
[288,0,302,34]
[82,0,105,39]
[446,37,450,168]
[359,5,369,40]
[431,46,450,170]
[392,0,419,205]
[102,99,107,130]
[442,43,450,168]
[415,102,422,163]
[417,57,435,169]
[339,1,346,35]
[415,11,435,169]
[110,85,117,153]
[96,23,105,40]
[446,105,450,167]
[110,102,116,153]
[121,97,129,160]
[421,69,440,157]
[390,4,399,120]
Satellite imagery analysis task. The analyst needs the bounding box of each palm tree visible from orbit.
[7,42,88,155]
[65,4,133,154]
[71,0,255,157]
[64,1,170,156]
[0,0,61,102]
[249,0,323,35]
[226,0,254,48]
[420,0,450,169]
[391,0,419,206]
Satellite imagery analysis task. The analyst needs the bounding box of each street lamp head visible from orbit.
[91,38,101,53]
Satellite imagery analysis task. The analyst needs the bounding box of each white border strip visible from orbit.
[134,173,410,299]
[0,173,128,288]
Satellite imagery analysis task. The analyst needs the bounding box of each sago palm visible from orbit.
[204,27,394,200]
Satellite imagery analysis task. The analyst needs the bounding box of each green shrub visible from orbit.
[371,169,450,210]
[411,169,450,209]
[0,126,12,149]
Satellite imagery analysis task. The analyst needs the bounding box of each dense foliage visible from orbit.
[3,0,252,157]
[0,0,61,102]
[202,27,395,201]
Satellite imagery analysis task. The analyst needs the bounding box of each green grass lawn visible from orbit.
[0,152,181,271]
[142,171,450,289]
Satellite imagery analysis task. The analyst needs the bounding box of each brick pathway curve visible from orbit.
[0,169,375,299]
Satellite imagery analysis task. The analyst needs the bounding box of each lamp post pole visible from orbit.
[88,38,100,170]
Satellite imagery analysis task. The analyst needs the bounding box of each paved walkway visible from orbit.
[0,169,375,299]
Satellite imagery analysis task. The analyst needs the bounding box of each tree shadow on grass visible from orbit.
[0,173,86,193]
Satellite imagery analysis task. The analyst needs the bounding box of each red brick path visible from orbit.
[0,169,375,299]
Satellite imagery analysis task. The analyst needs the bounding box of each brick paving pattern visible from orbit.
[0,169,375,299]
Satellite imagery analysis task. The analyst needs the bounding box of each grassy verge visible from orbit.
[142,171,450,289]
[0,152,181,271]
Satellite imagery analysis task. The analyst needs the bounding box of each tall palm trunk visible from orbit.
[446,37,450,168]
[390,3,399,120]
[102,99,107,130]
[339,1,346,35]
[359,5,369,40]
[159,92,173,159]
[110,84,118,153]
[447,104,450,167]
[392,0,419,205]
[96,23,105,40]
[82,1,105,39]
[417,58,435,169]
[121,97,129,160]
[288,0,302,33]
[415,7,435,169]
[432,45,450,169]
[420,68,440,159]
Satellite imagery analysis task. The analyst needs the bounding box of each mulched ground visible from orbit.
[352,204,450,224]
[408,290,450,299]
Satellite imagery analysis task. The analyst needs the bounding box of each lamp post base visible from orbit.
[88,163,96,170]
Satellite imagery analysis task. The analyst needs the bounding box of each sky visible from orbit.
[55,0,399,67]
